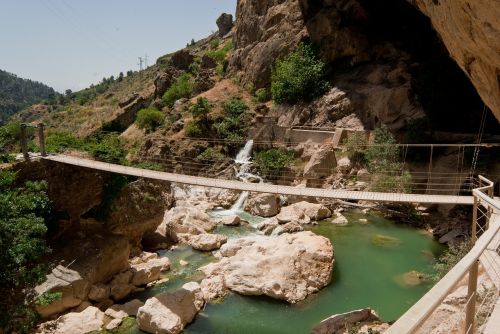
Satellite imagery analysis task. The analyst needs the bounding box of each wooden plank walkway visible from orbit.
[42,154,474,205]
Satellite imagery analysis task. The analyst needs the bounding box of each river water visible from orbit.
[117,142,444,333]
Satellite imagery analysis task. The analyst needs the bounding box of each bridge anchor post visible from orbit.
[38,123,46,157]
[20,124,29,161]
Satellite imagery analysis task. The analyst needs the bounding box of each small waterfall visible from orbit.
[215,140,260,215]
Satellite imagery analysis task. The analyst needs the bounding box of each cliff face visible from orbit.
[229,0,500,129]
[411,0,500,122]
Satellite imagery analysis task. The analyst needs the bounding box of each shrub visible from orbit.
[209,38,220,50]
[0,170,50,333]
[206,41,233,63]
[254,148,294,178]
[431,240,471,282]
[254,88,269,103]
[162,73,194,107]
[87,134,125,164]
[184,120,205,138]
[45,131,84,153]
[135,107,164,132]
[222,97,249,117]
[271,43,330,104]
[213,98,251,140]
[365,125,399,173]
[343,132,368,166]
[190,97,212,119]
[0,122,22,152]
[196,147,225,162]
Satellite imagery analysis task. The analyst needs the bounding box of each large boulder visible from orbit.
[154,67,179,98]
[107,179,174,248]
[311,308,382,334]
[35,266,91,318]
[170,49,195,71]
[186,233,228,251]
[156,206,217,243]
[303,144,337,179]
[216,13,234,37]
[36,306,106,334]
[130,253,171,286]
[199,231,334,303]
[136,282,205,334]
[277,201,332,224]
[244,193,280,217]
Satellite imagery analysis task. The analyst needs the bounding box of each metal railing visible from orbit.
[386,175,500,334]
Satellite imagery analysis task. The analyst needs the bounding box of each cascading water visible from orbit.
[216,140,262,215]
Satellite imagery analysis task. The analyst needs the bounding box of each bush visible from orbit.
[209,38,220,50]
[162,73,194,107]
[45,131,84,153]
[135,107,164,132]
[365,125,399,173]
[213,98,251,140]
[254,148,294,178]
[0,170,50,333]
[0,122,22,152]
[343,132,368,166]
[254,88,269,103]
[184,120,205,138]
[206,41,233,63]
[271,43,330,104]
[190,97,212,119]
[222,97,249,117]
[196,147,225,162]
[87,134,125,164]
[431,240,471,282]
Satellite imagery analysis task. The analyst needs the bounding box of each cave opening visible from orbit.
[357,0,500,134]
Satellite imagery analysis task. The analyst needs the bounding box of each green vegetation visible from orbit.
[162,73,194,107]
[253,148,294,178]
[271,43,330,104]
[213,98,251,147]
[343,132,368,166]
[431,240,471,282]
[184,120,205,138]
[209,38,220,50]
[206,41,234,64]
[45,131,85,153]
[35,292,62,307]
[0,69,58,119]
[196,147,225,162]
[135,107,165,132]
[0,122,22,152]
[0,170,50,333]
[253,88,269,103]
[190,97,212,119]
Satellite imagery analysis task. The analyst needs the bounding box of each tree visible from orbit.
[271,43,330,104]
[126,70,133,77]
[0,170,50,333]
[64,89,72,96]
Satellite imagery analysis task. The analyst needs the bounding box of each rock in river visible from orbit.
[200,231,334,303]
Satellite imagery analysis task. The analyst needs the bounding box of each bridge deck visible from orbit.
[42,154,474,205]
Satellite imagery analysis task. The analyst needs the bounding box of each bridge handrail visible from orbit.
[386,175,499,334]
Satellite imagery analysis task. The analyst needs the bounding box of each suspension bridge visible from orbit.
[17,124,500,333]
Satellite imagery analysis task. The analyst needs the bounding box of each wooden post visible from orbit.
[38,123,46,157]
[464,260,479,334]
[20,124,29,161]
[471,196,478,244]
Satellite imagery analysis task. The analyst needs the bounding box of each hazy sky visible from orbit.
[0,0,236,92]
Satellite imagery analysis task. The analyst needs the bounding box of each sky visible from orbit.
[0,0,236,92]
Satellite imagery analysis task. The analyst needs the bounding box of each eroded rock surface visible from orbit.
[200,231,334,303]
[244,192,280,217]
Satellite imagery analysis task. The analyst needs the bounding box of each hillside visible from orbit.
[0,69,58,124]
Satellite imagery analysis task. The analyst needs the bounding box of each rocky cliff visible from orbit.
[410,0,500,122]
[229,0,500,130]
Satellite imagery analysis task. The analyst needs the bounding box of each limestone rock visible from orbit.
[119,93,140,108]
[88,283,110,302]
[136,282,205,334]
[169,49,195,71]
[37,306,105,334]
[244,193,280,217]
[311,308,380,334]
[220,215,241,226]
[105,318,123,331]
[154,67,178,98]
[216,13,234,37]
[108,299,144,317]
[412,0,500,122]
[35,265,91,318]
[256,217,280,235]
[130,255,170,286]
[304,145,337,179]
[271,221,304,236]
[331,213,348,225]
[187,233,228,251]
[157,206,217,243]
[277,201,332,224]
[277,204,310,224]
[199,231,334,303]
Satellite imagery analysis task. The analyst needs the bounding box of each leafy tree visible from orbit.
[213,98,251,144]
[184,120,204,137]
[162,73,194,107]
[253,148,294,178]
[0,170,50,333]
[126,70,133,77]
[365,125,399,172]
[343,132,368,166]
[117,72,124,82]
[254,88,269,103]
[271,43,330,104]
[87,134,125,164]
[135,107,165,132]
